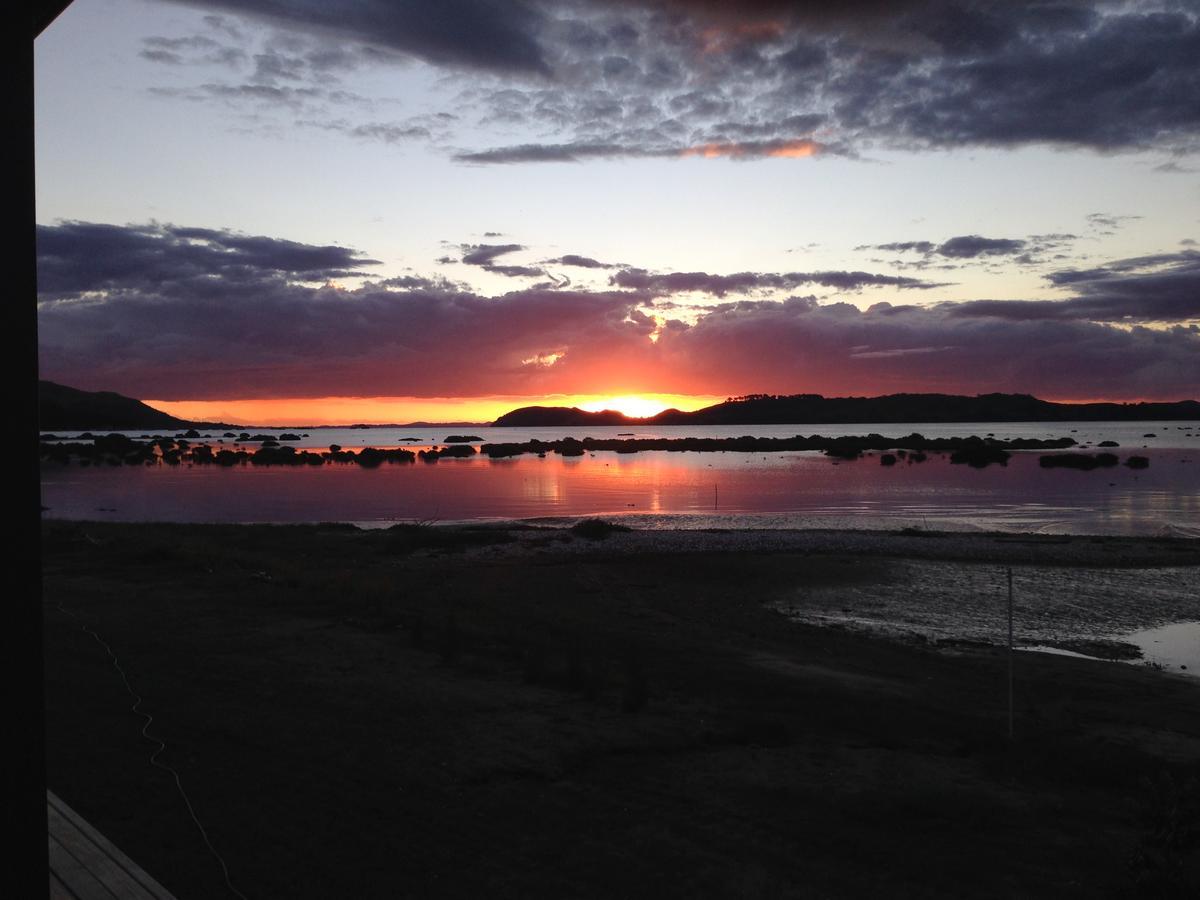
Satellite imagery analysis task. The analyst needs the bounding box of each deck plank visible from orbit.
[49,869,80,900]
[48,831,117,900]
[47,791,178,900]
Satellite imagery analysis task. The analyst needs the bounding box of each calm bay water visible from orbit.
[40,421,1200,535]
[45,420,1200,450]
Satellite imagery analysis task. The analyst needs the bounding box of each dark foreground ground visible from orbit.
[42,522,1200,899]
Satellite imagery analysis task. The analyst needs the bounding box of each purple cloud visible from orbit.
[37,221,1200,402]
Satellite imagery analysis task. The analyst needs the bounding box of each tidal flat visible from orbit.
[43,522,1200,899]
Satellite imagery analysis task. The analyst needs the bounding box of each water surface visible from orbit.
[1126,621,1200,674]
[40,420,1200,535]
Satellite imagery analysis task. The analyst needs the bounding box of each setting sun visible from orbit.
[579,395,682,418]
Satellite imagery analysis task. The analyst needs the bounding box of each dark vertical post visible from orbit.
[21,5,76,890]
[1007,567,1014,741]
[14,11,46,887]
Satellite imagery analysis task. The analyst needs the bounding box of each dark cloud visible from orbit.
[459,1,1200,162]
[460,243,545,279]
[454,137,839,164]
[141,49,185,65]
[1047,250,1191,282]
[461,243,525,266]
[37,221,1199,401]
[38,230,644,400]
[377,274,459,291]
[868,241,936,254]
[935,236,1027,259]
[454,142,636,164]
[1029,233,1078,243]
[154,2,1200,161]
[831,4,1200,151]
[345,122,432,142]
[167,0,552,75]
[1086,212,1143,232]
[488,264,547,278]
[610,268,943,296]
[1049,250,1200,321]
[862,233,1079,266]
[250,47,308,83]
[36,221,378,299]
[548,254,617,269]
[948,251,1200,323]
[698,115,827,142]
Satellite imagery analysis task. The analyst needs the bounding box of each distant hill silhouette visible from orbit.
[38,381,195,430]
[494,393,1200,427]
[493,407,643,427]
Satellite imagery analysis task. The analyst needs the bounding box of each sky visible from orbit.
[35,0,1200,424]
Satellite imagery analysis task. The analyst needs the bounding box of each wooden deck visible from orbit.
[48,790,178,900]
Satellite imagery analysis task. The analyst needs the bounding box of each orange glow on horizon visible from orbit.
[766,140,820,158]
[680,139,820,159]
[681,143,725,159]
[145,393,727,426]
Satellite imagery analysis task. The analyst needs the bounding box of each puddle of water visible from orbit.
[1126,621,1200,675]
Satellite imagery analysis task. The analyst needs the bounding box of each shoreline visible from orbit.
[385,518,1200,563]
[404,522,1200,673]
[44,516,1200,564]
[45,519,1200,660]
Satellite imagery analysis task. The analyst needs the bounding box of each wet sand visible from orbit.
[43,521,1200,898]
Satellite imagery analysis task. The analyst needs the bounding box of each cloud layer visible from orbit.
[610,268,942,296]
[37,221,1200,402]
[153,0,1200,161]
[861,233,1080,268]
[952,251,1200,322]
[169,0,552,75]
[36,221,379,298]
